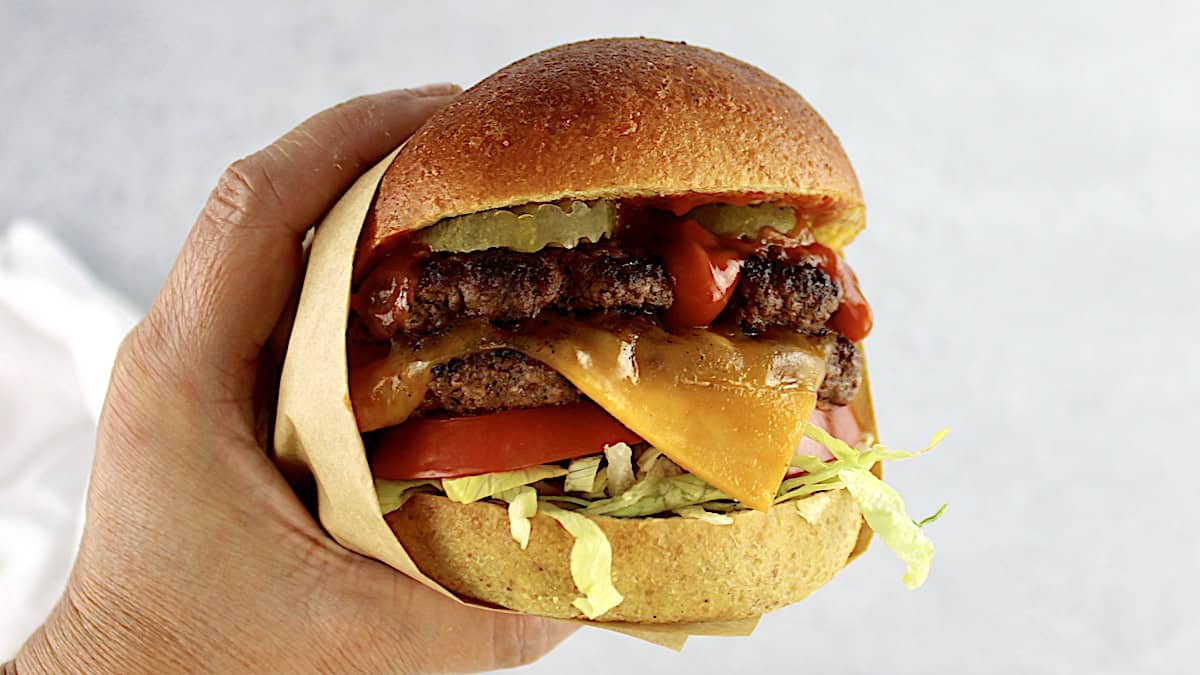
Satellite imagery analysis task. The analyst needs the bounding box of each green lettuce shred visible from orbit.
[800,424,948,589]
[672,505,734,525]
[497,486,538,549]
[635,446,666,477]
[372,426,948,619]
[916,503,948,527]
[442,465,566,504]
[375,479,438,515]
[581,466,608,499]
[538,502,624,619]
[584,473,728,517]
[602,442,635,496]
[564,456,603,494]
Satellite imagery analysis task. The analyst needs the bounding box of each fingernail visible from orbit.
[410,82,463,97]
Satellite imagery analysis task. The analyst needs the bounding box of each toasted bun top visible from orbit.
[360,38,864,273]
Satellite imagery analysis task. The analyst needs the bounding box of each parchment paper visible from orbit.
[273,147,764,649]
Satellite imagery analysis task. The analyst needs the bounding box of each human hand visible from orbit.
[7,85,575,674]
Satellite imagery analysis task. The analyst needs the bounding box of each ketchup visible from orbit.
[661,220,744,330]
[354,200,873,343]
[657,220,872,341]
[826,257,872,341]
[789,243,873,342]
[352,241,427,339]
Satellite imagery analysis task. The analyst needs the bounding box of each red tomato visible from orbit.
[369,402,643,480]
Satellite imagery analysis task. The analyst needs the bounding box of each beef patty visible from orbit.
[356,243,842,339]
[421,336,862,414]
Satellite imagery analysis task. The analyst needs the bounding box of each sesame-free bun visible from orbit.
[369,38,875,624]
[359,38,864,275]
[386,489,868,623]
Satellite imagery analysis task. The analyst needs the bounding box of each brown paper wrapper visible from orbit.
[273,147,765,649]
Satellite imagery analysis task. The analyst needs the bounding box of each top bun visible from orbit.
[360,38,864,272]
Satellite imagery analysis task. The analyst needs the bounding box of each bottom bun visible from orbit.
[386,489,867,623]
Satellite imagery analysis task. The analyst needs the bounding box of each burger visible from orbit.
[345,38,943,624]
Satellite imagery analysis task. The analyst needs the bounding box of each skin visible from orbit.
[5,85,575,674]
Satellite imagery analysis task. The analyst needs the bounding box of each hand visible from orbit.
[8,85,575,674]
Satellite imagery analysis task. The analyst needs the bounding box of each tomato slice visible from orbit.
[369,402,644,480]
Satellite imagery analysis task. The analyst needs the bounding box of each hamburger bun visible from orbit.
[358,37,865,275]
[387,489,867,623]
[361,37,879,624]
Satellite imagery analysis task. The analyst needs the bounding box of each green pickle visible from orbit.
[687,203,798,238]
[421,200,801,253]
[421,200,616,253]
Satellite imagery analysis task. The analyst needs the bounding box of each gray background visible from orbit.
[3,1,1198,673]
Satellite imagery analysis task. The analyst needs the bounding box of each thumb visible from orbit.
[137,87,458,407]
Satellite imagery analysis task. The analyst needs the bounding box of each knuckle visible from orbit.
[102,321,181,449]
[113,314,179,388]
[327,96,385,148]
[334,94,384,123]
[204,158,278,234]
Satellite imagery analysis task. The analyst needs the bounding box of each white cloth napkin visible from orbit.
[0,220,138,657]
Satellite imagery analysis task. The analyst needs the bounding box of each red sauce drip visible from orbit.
[657,222,872,340]
[351,240,428,339]
[355,198,872,342]
[661,220,744,330]
[805,243,872,342]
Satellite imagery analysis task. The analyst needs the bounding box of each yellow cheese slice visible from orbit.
[350,318,829,511]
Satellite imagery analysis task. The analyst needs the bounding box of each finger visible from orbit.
[410,82,463,97]
[144,86,459,399]
[357,573,578,673]
[486,615,578,671]
[252,239,307,450]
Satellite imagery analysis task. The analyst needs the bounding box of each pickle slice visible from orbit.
[422,200,616,253]
[687,203,798,238]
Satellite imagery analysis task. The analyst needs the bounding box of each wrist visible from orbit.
[12,579,215,674]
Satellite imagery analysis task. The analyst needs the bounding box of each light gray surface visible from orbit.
[3,1,1198,673]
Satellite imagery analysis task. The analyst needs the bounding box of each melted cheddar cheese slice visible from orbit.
[350,318,830,511]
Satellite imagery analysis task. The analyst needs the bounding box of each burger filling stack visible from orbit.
[338,38,945,623]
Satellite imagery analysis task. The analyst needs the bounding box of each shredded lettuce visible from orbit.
[839,469,933,589]
[539,494,593,508]
[672,505,734,525]
[584,473,728,517]
[564,455,603,493]
[916,503,948,527]
[442,465,566,504]
[635,446,665,478]
[582,466,608,499]
[538,502,624,619]
[375,479,438,515]
[799,424,948,589]
[373,425,947,619]
[643,453,683,480]
[603,442,635,496]
[790,490,837,524]
[497,486,538,549]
